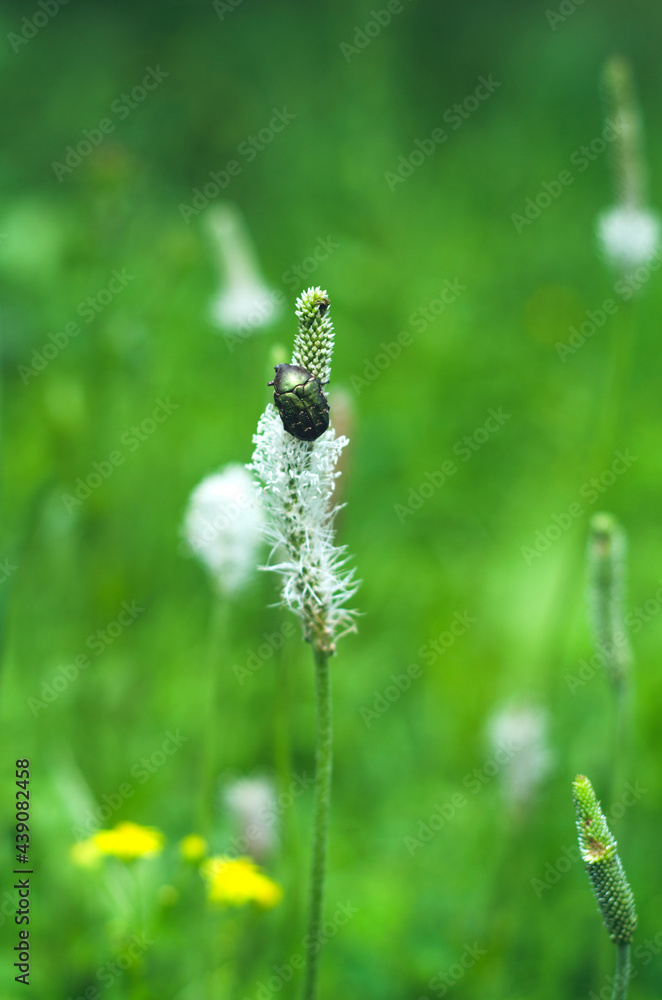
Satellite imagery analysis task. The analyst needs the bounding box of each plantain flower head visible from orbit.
[249,288,358,653]
[573,775,637,945]
[597,57,659,274]
[206,203,281,339]
[597,206,659,274]
[586,512,632,690]
[183,463,264,596]
[488,700,552,811]
[225,776,277,862]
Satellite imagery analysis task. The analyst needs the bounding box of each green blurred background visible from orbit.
[2,0,662,996]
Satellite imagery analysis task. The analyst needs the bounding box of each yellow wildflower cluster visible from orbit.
[71,822,165,865]
[200,855,282,908]
[71,825,282,912]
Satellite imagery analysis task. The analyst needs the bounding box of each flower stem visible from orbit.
[595,301,635,474]
[610,678,631,809]
[200,596,229,834]
[302,644,333,1000]
[612,942,631,1000]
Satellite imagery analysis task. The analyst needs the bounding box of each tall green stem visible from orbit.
[612,942,631,1000]
[610,679,630,809]
[302,645,332,1000]
[200,596,229,834]
[594,301,635,474]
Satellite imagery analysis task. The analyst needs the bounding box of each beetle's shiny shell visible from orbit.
[269,363,330,442]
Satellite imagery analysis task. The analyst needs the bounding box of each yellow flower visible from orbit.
[201,856,282,908]
[70,839,103,868]
[84,821,164,861]
[179,834,208,863]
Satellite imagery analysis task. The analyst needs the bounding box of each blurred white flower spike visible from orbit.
[488,701,552,813]
[183,464,264,596]
[206,203,281,336]
[225,776,277,862]
[597,56,660,275]
[597,206,660,275]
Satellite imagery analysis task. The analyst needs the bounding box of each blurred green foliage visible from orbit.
[2,0,662,997]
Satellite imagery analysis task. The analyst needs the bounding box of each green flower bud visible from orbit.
[602,56,646,210]
[586,512,632,690]
[292,287,334,384]
[573,775,637,945]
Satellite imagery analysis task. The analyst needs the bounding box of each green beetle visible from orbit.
[269,363,330,442]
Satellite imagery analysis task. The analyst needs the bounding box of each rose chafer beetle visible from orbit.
[269,363,330,442]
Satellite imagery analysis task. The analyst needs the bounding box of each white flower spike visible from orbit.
[183,464,264,596]
[597,206,660,274]
[249,287,358,654]
[207,203,281,335]
[225,776,277,862]
[597,57,659,274]
[488,700,552,811]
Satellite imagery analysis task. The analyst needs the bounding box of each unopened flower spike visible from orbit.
[586,513,632,691]
[573,775,637,944]
[597,56,659,274]
[573,776,636,1000]
[292,286,334,384]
